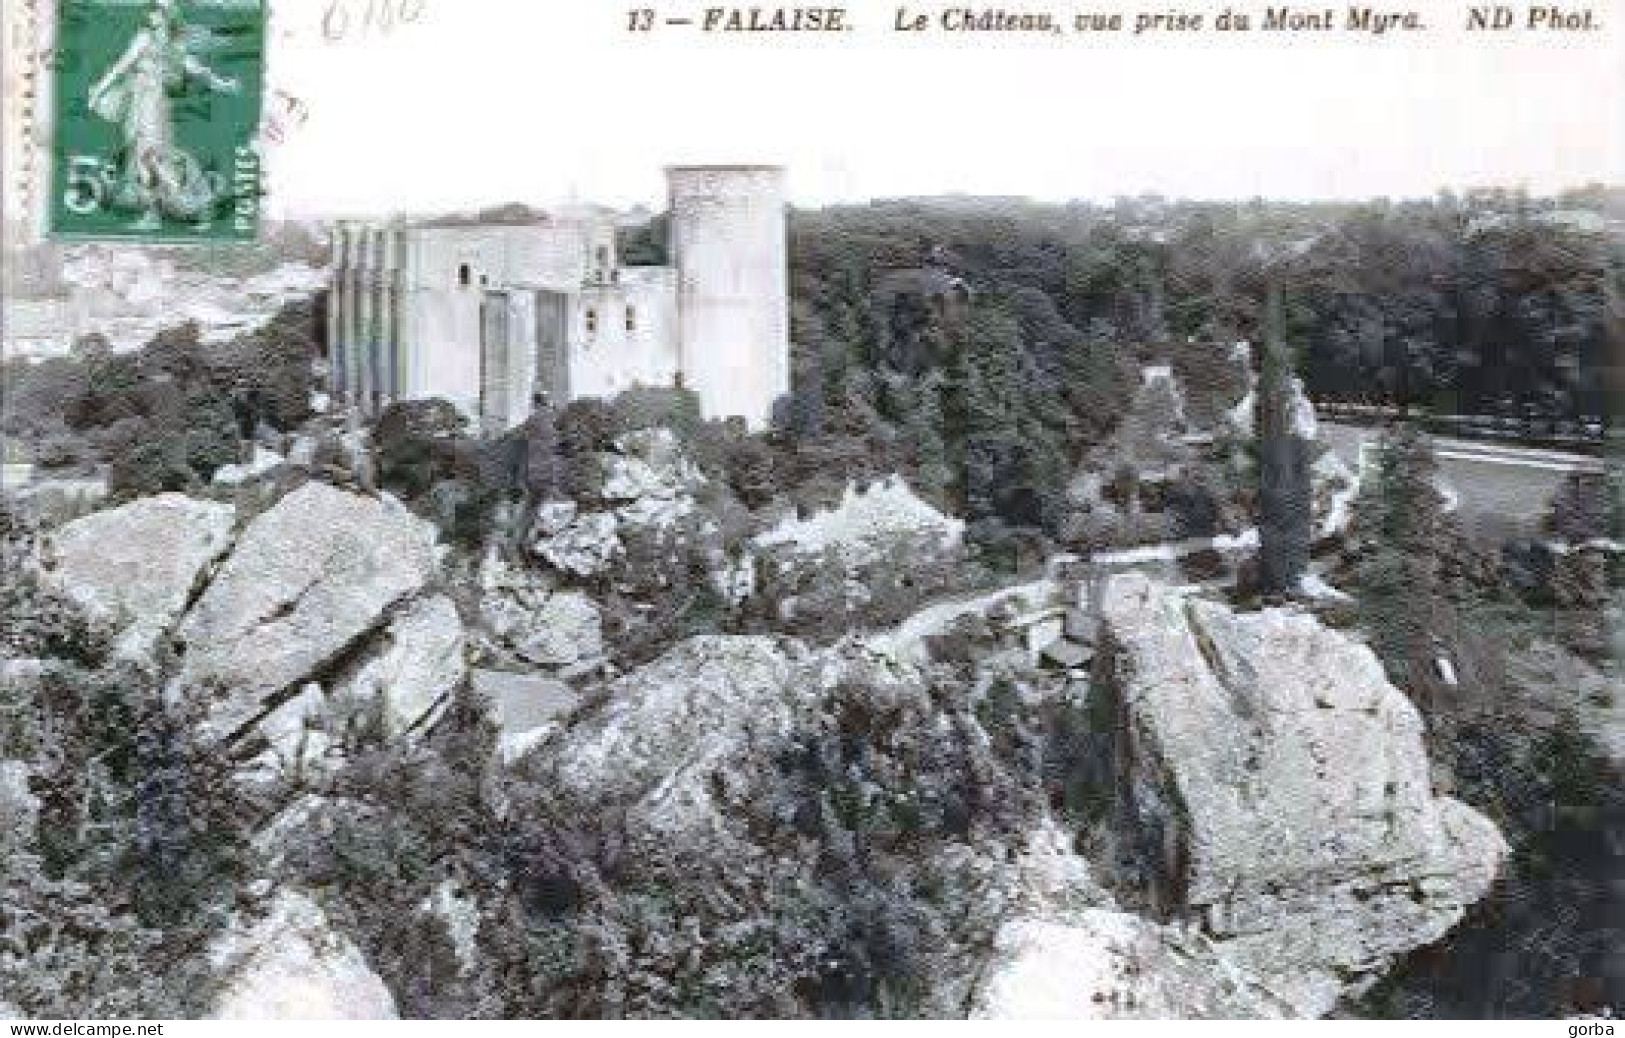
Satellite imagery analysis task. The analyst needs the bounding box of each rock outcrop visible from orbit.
[602,427,707,530]
[331,594,466,740]
[498,592,601,669]
[531,507,622,578]
[212,447,286,487]
[472,669,581,764]
[754,476,963,563]
[537,636,806,843]
[477,552,604,670]
[42,493,236,665]
[207,890,397,1019]
[973,913,1294,1019]
[172,484,439,738]
[1098,573,1507,1013]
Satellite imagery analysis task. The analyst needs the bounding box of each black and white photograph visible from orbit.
[0,0,1619,1024]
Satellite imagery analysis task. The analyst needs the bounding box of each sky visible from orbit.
[11,0,1625,219]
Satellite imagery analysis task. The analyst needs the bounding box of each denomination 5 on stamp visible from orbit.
[49,0,265,242]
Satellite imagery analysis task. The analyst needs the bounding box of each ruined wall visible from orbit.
[668,166,790,430]
[395,230,485,421]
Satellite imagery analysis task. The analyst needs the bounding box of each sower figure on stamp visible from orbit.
[87,0,239,230]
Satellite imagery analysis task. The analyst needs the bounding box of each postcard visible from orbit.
[0,0,1618,1024]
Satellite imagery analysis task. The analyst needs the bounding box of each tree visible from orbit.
[1351,423,1451,695]
[108,438,194,500]
[1255,281,1312,596]
[375,398,469,498]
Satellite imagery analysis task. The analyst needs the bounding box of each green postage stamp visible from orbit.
[48,0,266,242]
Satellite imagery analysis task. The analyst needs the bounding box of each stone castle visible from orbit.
[327,165,790,432]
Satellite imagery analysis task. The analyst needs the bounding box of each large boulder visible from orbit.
[331,595,466,740]
[754,475,963,564]
[538,636,805,840]
[472,669,581,764]
[1098,574,1506,1013]
[972,913,1294,1019]
[172,484,439,739]
[207,890,397,1019]
[42,493,236,665]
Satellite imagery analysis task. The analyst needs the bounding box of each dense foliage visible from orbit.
[757,187,1612,559]
[1340,425,1622,1018]
[1,300,323,500]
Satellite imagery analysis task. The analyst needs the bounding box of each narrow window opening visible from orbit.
[585,308,598,336]
[458,263,471,288]
[625,305,637,332]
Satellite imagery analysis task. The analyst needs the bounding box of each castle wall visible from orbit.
[478,290,541,434]
[329,170,788,435]
[668,166,790,430]
[567,268,680,401]
[534,290,573,404]
[397,231,484,421]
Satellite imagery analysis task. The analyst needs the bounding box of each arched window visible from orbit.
[585,308,598,336]
[457,263,471,288]
[625,305,637,332]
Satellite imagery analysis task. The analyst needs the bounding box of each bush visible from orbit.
[609,386,702,439]
[1,663,251,1016]
[108,438,195,500]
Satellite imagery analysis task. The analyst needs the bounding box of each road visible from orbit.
[1320,422,1606,541]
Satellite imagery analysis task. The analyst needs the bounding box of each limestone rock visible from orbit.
[213,447,286,487]
[754,475,963,563]
[1,760,38,853]
[173,484,439,739]
[540,636,804,831]
[1009,815,1108,918]
[533,500,578,537]
[472,669,581,764]
[602,427,706,529]
[287,436,318,468]
[487,588,602,669]
[532,510,622,578]
[332,595,466,740]
[42,493,236,665]
[240,683,335,788]
[1064,607,1099,645]
[1099,573,1507,1011]
[207,890,397,1019]
[1312,449,1359,542]
[972,913,1294,1019]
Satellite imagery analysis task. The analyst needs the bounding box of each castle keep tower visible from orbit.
[668,165,791,430]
